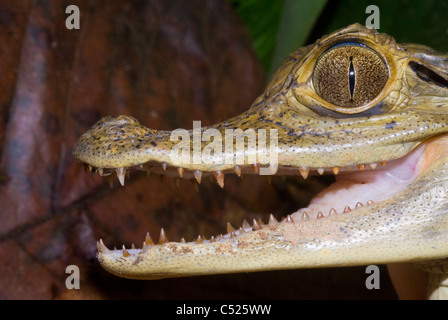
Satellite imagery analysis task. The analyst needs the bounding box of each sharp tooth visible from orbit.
[299,167,309,179]
[180,238,186,243]
[253,163,260,174]
[301,212,310,220]
[285,215,294,223]
[194,170,202,184]
[216,234,223,241]
[158,228,168,244]
[381,161,387,166]
[116,167,126,186]
[317,168,325,175]
[97,239,111,254]
[144,232,154,246]
[177,167,184,178]
[268,214,278,225]
[358,164,365,170]
[238,227,245,234]
[242,219,251,231]
[196,235,203,244]
[328,208,337,216]
[343,206,352,213]
[97,168,104,176]
[131,243,136,249]
[316,211,324,219]
[369,163,378,170]
[88,165,93,172]
[122,245,130,257]
[214,170,225,188]
[210,236,215,243]
[332,167,340,175]
[227,222,236,234]
[355,202,364,209]
[252,218,262,230]
[234,165,242,177]
[162,162,167,171]
[367,200,374,206]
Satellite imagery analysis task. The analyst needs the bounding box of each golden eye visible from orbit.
[313,43,389,108]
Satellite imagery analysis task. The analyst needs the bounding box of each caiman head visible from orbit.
[72,24,448,284]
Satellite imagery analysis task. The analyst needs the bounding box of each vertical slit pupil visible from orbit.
[349,56,355,99]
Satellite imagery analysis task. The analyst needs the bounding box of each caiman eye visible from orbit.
[313,43,389,107]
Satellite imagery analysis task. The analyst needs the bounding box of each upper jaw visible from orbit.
[71,105,444,180]
[72,24,448,174]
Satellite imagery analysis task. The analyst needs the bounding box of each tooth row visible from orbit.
[298,162,386,179]
[83,160,387,188]
[99,200,376,258]
[97,213,285,256]
[299,200,374,220]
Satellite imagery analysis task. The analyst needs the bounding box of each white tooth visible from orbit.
[116,167,126,186]
[177,167,184,178]
[194,170,202,184]
[299,167,309,179]
[234,165,242,177]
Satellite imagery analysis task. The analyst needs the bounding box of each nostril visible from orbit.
[409,61,448,89]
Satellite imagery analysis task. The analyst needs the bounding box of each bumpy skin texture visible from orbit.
[73,24,448,298]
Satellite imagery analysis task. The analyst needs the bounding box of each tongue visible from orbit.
[291,144,425,221]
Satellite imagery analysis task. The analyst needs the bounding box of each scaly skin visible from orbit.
[73,24,448,298]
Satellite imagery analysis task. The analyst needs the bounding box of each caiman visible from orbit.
[72,24,448,299]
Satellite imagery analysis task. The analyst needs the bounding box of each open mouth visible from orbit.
[83,131,447,278]
[91,135,424,244]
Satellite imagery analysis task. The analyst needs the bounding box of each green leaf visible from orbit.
[229,0,286,72]
[231,0,448,76]
[268,0,327,77]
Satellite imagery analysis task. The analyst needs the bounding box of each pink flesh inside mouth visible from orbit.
[291,144,425,222]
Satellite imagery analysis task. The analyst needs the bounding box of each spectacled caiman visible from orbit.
[72,24,448,299]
